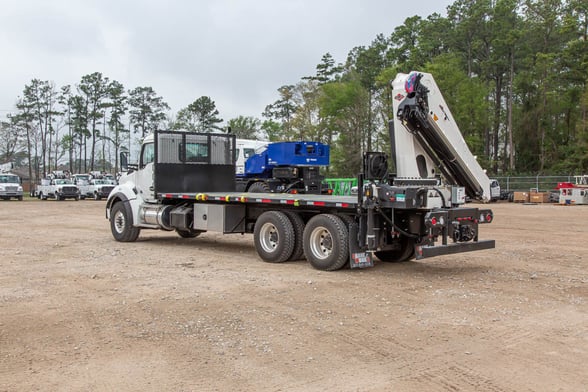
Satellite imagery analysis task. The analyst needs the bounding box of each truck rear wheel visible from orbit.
[110,201,140,242]
[254,211,295,263]
[283,211,305,261]
[375,237,415,262]
[303,214,348,271]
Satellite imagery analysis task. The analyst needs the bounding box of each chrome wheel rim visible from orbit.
[309,227,332,260]
[114,210,126,234]
[259,222,278,253]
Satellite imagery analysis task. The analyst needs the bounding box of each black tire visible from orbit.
[176,229,202,238]
[283,211,305,261]
[40,192,46,200]
[303,214,349,271]
[248,181,270,193]
[338,214,358,269]
[17,196,23,201]
[375,236,415,262]
[110,201,140,242]
[254,211,295,263]
[94,192,101,201]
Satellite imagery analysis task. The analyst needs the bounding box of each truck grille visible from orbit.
[5,186,17,192]
[62,186,78,194]
[101,186,115,196]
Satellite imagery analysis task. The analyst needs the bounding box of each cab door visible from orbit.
[135,142,156,203]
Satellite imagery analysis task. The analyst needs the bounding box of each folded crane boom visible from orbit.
[391,72,493,202]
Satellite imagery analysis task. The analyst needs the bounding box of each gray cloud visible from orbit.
[0,0,453,120]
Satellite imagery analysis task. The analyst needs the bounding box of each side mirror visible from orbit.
[120,151,128,172]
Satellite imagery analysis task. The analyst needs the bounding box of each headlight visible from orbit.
[0,185,5,191]
[18,186,23,191]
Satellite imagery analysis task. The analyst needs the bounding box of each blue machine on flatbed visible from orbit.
[235,141,330,194]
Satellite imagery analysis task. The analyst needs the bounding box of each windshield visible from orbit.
[55,179,72,185]
[0,175,19,183]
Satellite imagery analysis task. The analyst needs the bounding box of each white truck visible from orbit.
[71,173,92,199]
[72,173,115,200]
[105,72,495,271]
[0,162,23,201]
[35,171,80,201]
[88,178,115,200]
[235,139,269,175]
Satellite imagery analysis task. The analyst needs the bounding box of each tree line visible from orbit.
[1,0,587,187]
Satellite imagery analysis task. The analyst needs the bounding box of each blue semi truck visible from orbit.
[235,140,330,194]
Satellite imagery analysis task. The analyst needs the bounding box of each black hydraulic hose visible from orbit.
[376,208,420,240]
[283,179,303,193]
[432,187,447,208]
[416,187,447,208]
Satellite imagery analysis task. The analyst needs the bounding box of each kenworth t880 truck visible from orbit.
[105,72,495,271]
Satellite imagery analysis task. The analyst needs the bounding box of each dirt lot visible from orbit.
[0,199,587,391]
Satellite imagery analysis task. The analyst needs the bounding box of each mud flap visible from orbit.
[348,219,374,268]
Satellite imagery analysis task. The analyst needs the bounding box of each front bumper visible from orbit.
[0,191,23,197]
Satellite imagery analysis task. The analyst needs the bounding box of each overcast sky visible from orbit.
[0,0,453,123]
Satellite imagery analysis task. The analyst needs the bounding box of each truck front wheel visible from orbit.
[303,214,349,271]
[110,201,140,242]
[254,211,295,263]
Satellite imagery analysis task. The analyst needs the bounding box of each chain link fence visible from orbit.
[494,176,575,192]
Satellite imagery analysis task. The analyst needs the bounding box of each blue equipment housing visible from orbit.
[240,141,330,178]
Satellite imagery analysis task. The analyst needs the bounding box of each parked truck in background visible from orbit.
[88,178,116,200]
[73,173,117,199]
[105,72,495,271]
[71,173,92,199]
[0,162,23,201]
[558,175,588,205]
[35,171,80,201]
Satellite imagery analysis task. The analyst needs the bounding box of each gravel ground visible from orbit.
[0,199,587,391]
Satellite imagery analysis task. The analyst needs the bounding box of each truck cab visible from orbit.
[235,139,269,175]
[0,173,23,200]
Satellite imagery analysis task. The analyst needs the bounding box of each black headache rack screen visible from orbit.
[154,130,237,195]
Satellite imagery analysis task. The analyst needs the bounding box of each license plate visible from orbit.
[350,252,373,268]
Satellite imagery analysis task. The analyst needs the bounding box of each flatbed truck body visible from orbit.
[106,72,495,271]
